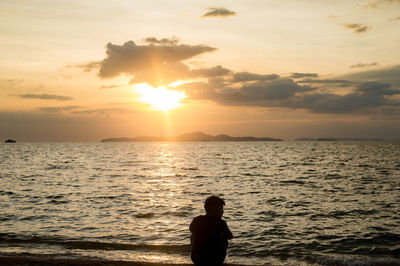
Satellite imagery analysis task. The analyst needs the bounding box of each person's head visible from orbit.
[204,195,225,217]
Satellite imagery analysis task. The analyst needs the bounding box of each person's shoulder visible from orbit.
[193,215,205,220]
[190,215,206,231]
[191,215,205,224]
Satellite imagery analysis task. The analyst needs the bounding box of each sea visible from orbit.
[0,141,399,265]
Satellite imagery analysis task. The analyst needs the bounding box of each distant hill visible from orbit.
[101,131,282,142]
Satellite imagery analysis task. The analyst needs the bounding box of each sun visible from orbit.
[135,83,186,111]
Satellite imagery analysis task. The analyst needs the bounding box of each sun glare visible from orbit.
[135,84,186,111]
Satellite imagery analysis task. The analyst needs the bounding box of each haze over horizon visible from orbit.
[1,0,400,141]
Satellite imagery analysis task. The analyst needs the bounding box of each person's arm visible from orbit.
[189,218,196,233]
[222,220,233,240]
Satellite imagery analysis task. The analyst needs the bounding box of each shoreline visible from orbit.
[0,255,250,266]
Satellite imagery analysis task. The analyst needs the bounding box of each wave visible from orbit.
[310,209,378,219]
[134,213,155,218]
[0,233,190,255]
[0,190,15,196]
[309,254,400,266]
[132,211,189,219]
[1,232,400,265]
[45,163,72,170]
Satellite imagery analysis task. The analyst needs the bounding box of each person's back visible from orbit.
[190,196,233,265]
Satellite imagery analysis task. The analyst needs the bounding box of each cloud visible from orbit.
[341,64,400,87]
[357,81,398,95]
[192,65,232,77]
[291,92,386,113]
[39,106,82,113]
[0,3,27,17]
[182,78,314,103]
[343,23,371,33]
[144,37,179,46]
[225,78,314,101]
[97,40,217,86]
[350,62,378,68]
[363,1,380,8]
[89,39,400,115]
[363,0,400,8]
[99,84,123,90]
[72,107,131,115]
[291,80,399,114]
[73,61,102,72]
[297,79,355,87]
[0,78,23,86]
[0,79,24,91]
[232,72,279,82]
[17,93,73,101]
[202,7,236,18]
[178,65,400,114]
[290,73,319,79]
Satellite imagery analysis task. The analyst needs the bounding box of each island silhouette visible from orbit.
[101,131,282,142]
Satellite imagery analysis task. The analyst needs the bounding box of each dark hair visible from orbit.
[204,196,225,213]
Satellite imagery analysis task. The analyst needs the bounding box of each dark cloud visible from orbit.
[223,78,314,102]
[192,65,232,77]
[341,64,400,87]
[99,40,216,78]
[232,72,279,82]
[182,78,314,103]
[98,40,217,86]
[350,62,378,68]
[291,92,385,113]
[343,23,371,33]
[178,65,400,114]
[357,81,399,95]
[297,79,355,87]
[39,106,82,113]
[17,93,73,101]
[144,37,179,46]
[202,7,236,18]
[290,73,319,79]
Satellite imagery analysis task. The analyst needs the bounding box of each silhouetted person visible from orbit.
[190,196,233,265]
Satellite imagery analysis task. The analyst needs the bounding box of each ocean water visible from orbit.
[0,141,399,265]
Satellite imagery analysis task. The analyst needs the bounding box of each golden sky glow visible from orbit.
[1,0,400,141]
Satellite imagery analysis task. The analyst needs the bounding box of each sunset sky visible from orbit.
[1,0,400,141]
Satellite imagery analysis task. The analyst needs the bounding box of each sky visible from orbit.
[1,0,400,141]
